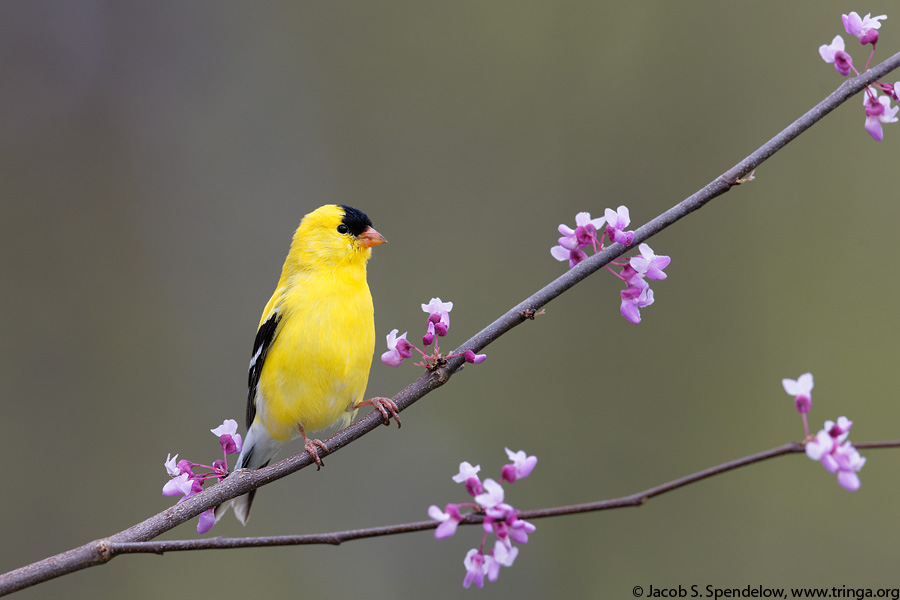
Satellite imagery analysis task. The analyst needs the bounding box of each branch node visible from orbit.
[721,169,756,187]
[95,539,113,563]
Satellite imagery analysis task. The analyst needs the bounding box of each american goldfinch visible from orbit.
[217,204,395,525]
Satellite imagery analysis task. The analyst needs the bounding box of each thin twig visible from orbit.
[94,440,900,555]
[1,53,899,597]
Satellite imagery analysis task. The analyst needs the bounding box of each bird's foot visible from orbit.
[355,396,401,428]
[304,437,329,469]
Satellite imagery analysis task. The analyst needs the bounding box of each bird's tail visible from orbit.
[214,420,282,525]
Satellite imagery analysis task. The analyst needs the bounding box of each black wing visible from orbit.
[246,309,282,428]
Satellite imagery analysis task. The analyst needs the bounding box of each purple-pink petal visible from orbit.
[837,471,861,491]
[381,349,403,367]
[463,550,486,589]
[865,115,884,141]
[197,508,216,534]
[550,245,571,262]
[464,350,487,364]
[620,296,642,324]
[435,519,459,539]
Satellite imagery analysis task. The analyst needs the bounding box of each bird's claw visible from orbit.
[356,396,401,428]
[305,437,328,469]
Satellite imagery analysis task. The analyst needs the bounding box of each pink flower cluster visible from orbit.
[162,419,243,534]
[382,297,486,369]
[782,373,866,491]
[805,417,867,492]
[550,209,671,324]
[818,11,899,140]
[427,448,537,589]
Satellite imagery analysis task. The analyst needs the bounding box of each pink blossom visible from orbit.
[842,12,886,44]
[452,461,483,496]
[819,35,854,76]
[422,321,435,346]
[864,89,899,141]
[807,416,866,491]
[507,514,537,545]
[826,417,853,443]
[428,503,463,539]
[557,212,606,250]
[464,350,487,364]
[381,329,413,366]
[164,453,182,476]
[501,448,537,483]
[550,244,589,268]
[620,283,654,325]
[782,372,813,414]
[804,430,834,461]
[629,243,671,280]
[474,478,505,510]
[197,509,216,534]
[604,206,635,246]
[463,549,487,589]
[162,473,195,497]
[832,443,867,491]
[211,419,243,455]
[487,541,518,582]
[422,297,453,336]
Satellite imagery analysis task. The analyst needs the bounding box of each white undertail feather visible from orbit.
[214,421,283,525]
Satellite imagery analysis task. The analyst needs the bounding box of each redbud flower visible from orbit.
[428,503,463,539]
[422,297,453,336]
[422,321,435,346]
[604,206,635,246]
[630,243,671,280]
[819,35,854,76]
[828,443,867,491]
[431,448,537,588]
[164,453,182,476]
[381,329,413,366]
[806,416,866,491]
[863,88,899,141]
[501,448,537,483]
[842,12,886,44]
[507,514,537,545]
[782,372,813,414]
[463,549,487,589]
[620,282,654,325]
[211,419,243,455]
[162,473,194,497]
[493,540,519,564]
[452,461,483,496]
[558,212,606,249]
[805,430,834,460]
[476,479,514,521]
[197,509,216,534]
[464,350,487,364]
[474,478,506,511]
[550,244,589,268]
[827,416,853,442]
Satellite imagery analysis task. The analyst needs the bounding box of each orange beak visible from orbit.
[357,226,387,248]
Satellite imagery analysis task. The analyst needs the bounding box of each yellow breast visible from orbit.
[256,269,375,441]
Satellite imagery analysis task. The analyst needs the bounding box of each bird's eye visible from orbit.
[337,224,349,234]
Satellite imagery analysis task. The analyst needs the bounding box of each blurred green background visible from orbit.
[2,1,898,598]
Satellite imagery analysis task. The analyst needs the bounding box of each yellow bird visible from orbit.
[217,204,395,525]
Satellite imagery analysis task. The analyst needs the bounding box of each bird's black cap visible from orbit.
[340,205,373,237]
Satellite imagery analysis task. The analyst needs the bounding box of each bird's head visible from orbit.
[288,204,387,271]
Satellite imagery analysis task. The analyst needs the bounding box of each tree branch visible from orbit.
[2,53,899,597]
[67,440,900,556]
